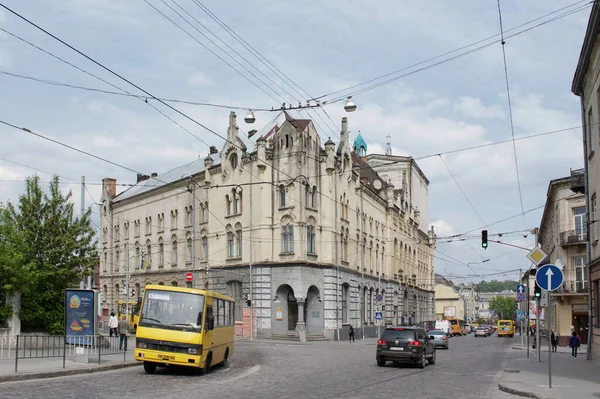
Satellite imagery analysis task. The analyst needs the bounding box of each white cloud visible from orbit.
[454,96,505,119]
[431,220,457,237]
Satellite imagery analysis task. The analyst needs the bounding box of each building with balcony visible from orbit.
[434,275,465,321]
[571,2,599,355]
[99,112,436,340]
[538,176,587,344]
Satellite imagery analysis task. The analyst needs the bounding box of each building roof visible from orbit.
[366,153,430,185]
[113,158,206,202]
[572,2,600,95]
[351,152,387,193]
[284,112,311,133]
[353,133,367,154]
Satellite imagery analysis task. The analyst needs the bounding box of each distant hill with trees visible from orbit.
[476,279,517,292]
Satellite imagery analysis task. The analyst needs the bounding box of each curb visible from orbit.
[498,384,551,399]
[0,361,141,384]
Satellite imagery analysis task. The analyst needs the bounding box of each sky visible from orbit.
[0,0,593,283]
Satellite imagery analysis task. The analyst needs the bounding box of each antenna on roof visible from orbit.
[386,135,392,156]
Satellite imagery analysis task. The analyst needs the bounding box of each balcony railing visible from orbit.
[570,168,585,194]
[560,229,587,246]
[558,280,588,293]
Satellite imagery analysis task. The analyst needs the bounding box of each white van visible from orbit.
[435,320,452,337]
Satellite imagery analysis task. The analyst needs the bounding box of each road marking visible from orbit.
[217,364,260,384]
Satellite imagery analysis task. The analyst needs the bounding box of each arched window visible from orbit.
[134,242,140,270]
[171,234,178,265]
[115,283,120,301]
[171,281,178,287]
[158,237,164,266]
[235,223,243,257]
[186,232,192,263]
[225,195,231,216]
[203,201,209,222]
[227,230,234,257]
[311,185,317,207]
[146,239,152,269]
[102,284,108,303]
[281,217,294,253]
[232,189,239,214]
[201,229,208,260]
[307,218,316,254]
[115,245,120,272]
[279,185,286,207]
[229,152,238,169]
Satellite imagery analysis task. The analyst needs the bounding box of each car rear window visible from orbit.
[381,329,415,340]
[429,330,445,335]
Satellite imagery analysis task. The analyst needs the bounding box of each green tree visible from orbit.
[476,279,518,292]
[0,176,97,333]
[488,296,516,321]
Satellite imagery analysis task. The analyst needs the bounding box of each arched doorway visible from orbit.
[305,285,323,336]
[272,284,297,334]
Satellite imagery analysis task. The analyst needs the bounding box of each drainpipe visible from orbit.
[579,93,594,361]
[334,166,340,342]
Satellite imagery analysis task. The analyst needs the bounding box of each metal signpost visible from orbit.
[535,264,564,389]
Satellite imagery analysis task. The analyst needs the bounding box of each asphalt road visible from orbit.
[0,333,517,399]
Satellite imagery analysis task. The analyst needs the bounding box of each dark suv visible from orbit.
[376,326,436,368]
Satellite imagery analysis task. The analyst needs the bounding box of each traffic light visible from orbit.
[382,304,386,311]
[130,289,135,298]
[481,230,488,249]
[534,282,542,299]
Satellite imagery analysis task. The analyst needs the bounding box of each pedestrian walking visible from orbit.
[569,331,580,357]
[118,317,129,351]
[348,325,355,343]
[109,311,118,337]
[550,330,558,352]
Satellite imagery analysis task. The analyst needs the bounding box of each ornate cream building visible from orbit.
[99,112,436,339]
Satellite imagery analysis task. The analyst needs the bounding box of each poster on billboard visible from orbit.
[528,300,545,321]
[443,306,456,317]
[65,289,98,345]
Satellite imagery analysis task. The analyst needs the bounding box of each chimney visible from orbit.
[151,172,158,178]
[102,178,117,198]
[137,173,150,183]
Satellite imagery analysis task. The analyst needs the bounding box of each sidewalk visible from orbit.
[0,337,140,384]
[499,344,600,399]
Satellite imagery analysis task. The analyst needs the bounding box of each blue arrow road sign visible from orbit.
[535,264,564,291]
[375,311,383,320]
[516,284,525,293]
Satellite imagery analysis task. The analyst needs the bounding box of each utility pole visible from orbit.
[534,228,541,363]
[80,176,86,289]
[125,242,130,325]
[360,182,365,335]
[249,177,254,340]
[190,181,196,289]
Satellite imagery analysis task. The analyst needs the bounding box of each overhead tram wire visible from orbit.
[0,28,212,148]
[0,69,269,110]
[319,1,593,103]
[190,0,342,136]
[497,0,527,228]
[146,0,340,141]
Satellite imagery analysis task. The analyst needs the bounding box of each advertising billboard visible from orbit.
[528,300,545,321]
[443,306,456,317]
[65,289,98,345]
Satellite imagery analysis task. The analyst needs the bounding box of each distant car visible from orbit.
[474,327,488,337]
[376,326,436,368]
[428,329,449,349]
[487,326,495,335]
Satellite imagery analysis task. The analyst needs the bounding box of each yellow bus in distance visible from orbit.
[497,320,515,337]
[134,285,235,374]
[117,299,141,333]
[446,318,467,336]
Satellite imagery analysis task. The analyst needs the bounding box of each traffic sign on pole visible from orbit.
[185,272,194,282]
[516,284,525,293]
[535,264,563,291]
[376,294,383,302]
[375,311,383,320]
[527,247,548,266]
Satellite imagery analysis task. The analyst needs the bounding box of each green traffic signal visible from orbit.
[481,230,488,249]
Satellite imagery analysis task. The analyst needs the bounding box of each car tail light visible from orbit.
[442,336,447,340]
[377,339,387,345]
[408,340,420,346]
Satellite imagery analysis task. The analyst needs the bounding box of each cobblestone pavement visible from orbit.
[0,334,516,399]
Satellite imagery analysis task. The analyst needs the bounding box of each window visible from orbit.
[593,194,598,242]
[115,245,120,272]
[203,202,209,223]
[574,206,587,240]
[102,284,108,303]
[146,240,152,269]
[102,251,107,272]
[158,213,164,233]
[279,185,286,207]
[311,186,317,208]
[135,242,140,270]
[185,206,193,227]
[342,284,349,323]
[134,219,140,237]
[230,152,238,169]
[158,237,164,266]
[171,210,178,230]
[123,222,129,239]
[226,195,231,216]
[114,224,120,241]
[575,256,588,291]
[201,233,208,261]
[145,216,152,236]
[115,284,120,301]
[282,224,294,253]
[171,235,178,265]
[227,281,243,322]
[588,108,596,154]
[307,225,316,254]
[227,231,234,257]
[186,232,193,263]
[232,189,239,214]
[103,227,108,243]
[236,226,243,256]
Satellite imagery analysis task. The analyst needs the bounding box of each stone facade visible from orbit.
[99,112,436,339]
